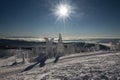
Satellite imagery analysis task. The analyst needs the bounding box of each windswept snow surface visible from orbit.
[0,51,120,80]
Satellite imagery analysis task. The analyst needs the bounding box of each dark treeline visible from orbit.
[0,39,110,58]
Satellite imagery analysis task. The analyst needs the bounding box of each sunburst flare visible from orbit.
[53,0,75,23]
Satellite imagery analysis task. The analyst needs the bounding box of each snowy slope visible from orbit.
[0,51,120,80]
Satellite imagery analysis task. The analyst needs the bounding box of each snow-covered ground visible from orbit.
[0,51,120,80]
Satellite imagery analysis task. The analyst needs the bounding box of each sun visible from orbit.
[57,4,69,18]
[53,1,75,23]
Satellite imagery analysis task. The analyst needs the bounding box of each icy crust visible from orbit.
[1,52,120,80]
[41,54,120,80]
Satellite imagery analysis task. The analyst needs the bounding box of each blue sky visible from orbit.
[0,0,120,38]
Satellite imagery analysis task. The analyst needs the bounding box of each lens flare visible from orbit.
[53,1,75,23]
[57,4,69,18]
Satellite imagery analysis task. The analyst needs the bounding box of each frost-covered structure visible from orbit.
[95,42,100,51]
[44,37,54,57]
[116,40,120,51]
[64,44,75,55]
[110,41,120,51]
[56,33,64,57]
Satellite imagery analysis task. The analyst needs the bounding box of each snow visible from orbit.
[0,51,120,80]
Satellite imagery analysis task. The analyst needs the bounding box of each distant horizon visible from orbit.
[0,33,120,39]
[1,35,120,42]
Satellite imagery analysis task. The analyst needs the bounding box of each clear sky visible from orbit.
[0,0,120,38]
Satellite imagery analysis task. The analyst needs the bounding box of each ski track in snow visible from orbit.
[0,51,120,80]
